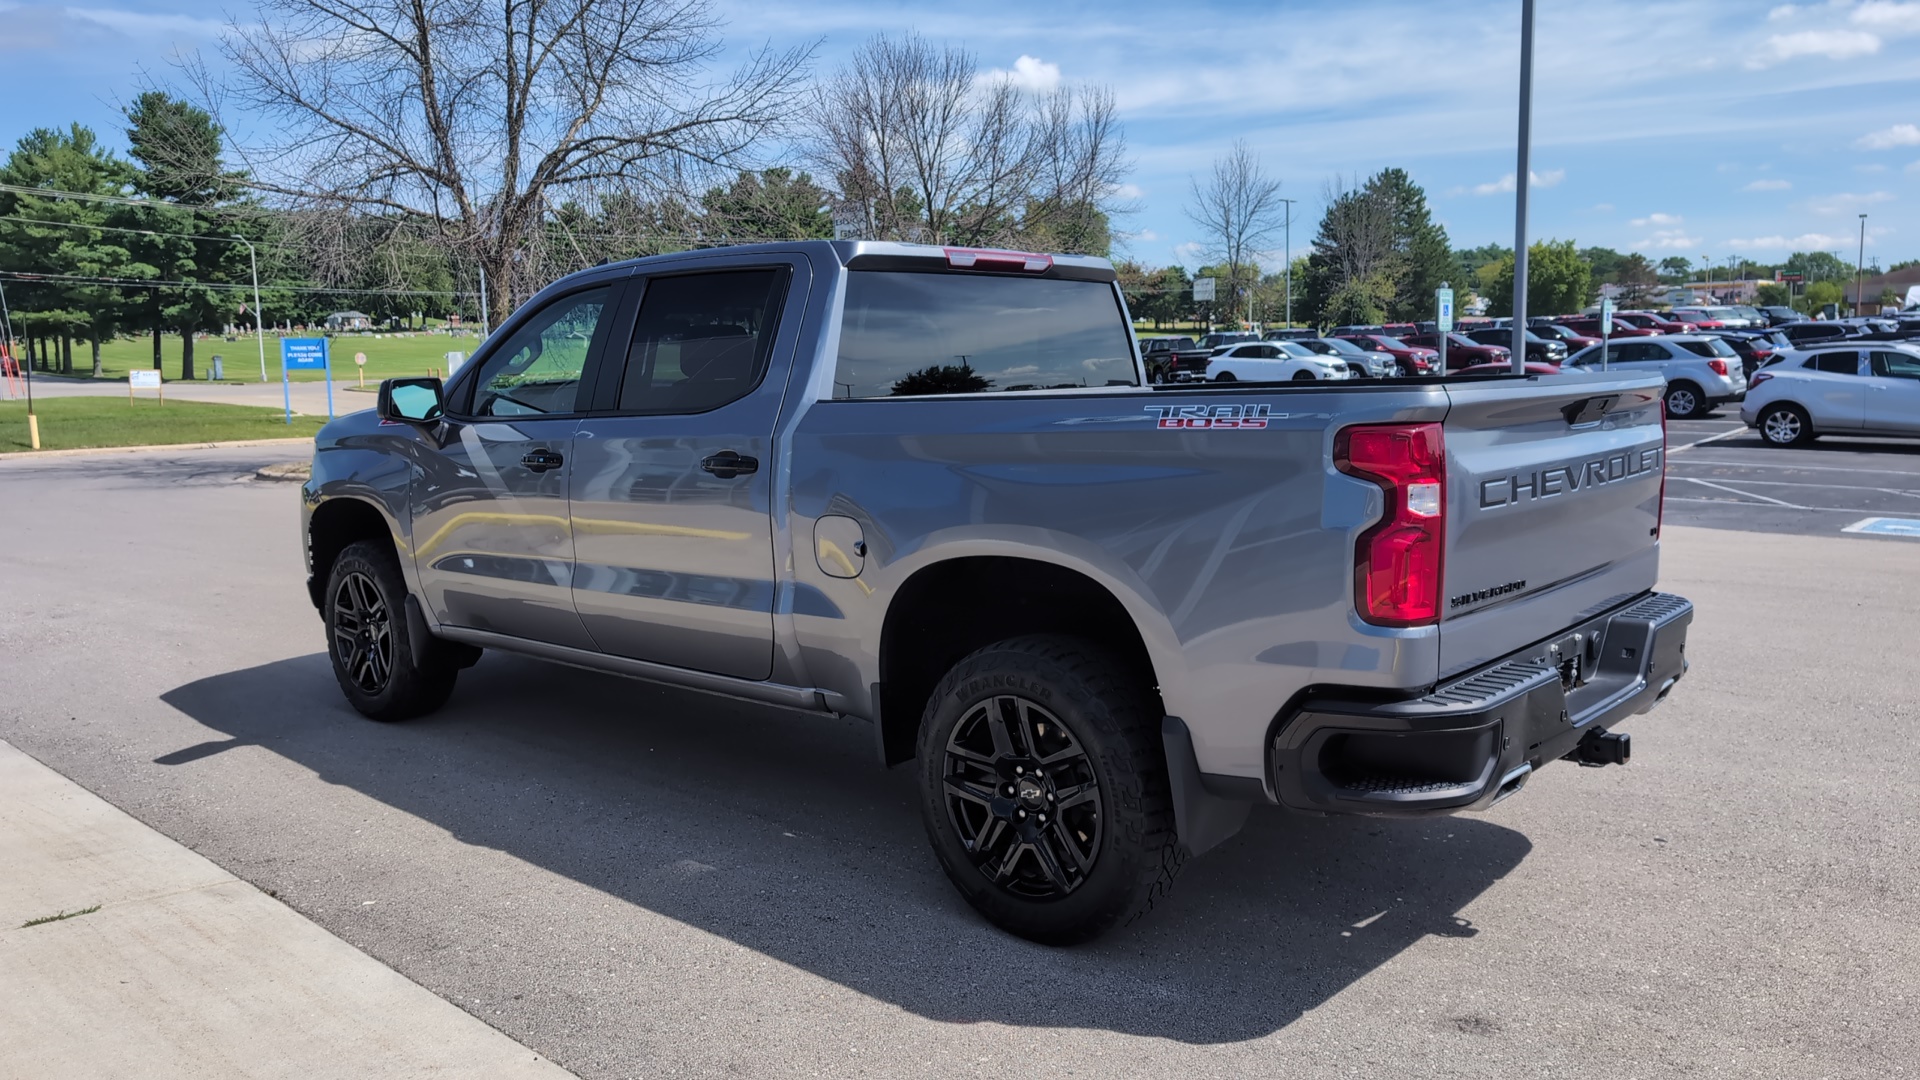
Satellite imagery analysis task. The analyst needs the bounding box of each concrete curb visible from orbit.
[0,740,578,1079]
[1,437,314,460]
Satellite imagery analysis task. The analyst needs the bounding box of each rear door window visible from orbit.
[1871,351,1920,379]
[616,269,788,414]
[1809,352,1861,375]
[833,272,1137,397]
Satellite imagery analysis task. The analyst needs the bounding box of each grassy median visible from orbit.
[44,331,478,386]
[0,397,324,453]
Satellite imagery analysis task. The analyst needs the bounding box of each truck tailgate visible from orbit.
[1438,373,1667,677]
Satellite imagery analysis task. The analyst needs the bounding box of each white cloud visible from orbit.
[1725,232,1850,249]
[1855,123,1920,149]
[1630,212,1684,227]
[1471,169,1564,195]
[1113,183,1145,200]
[1134,229,1160,242]
[1742,179,1793,191]
[1806,190,1897,214]
[991,55,1062,93]
[1851,1,1920,32]
[1593,203,1616,212]
[1746,29,1881,68]
[1767,3,1798,19]
[1636,229,1701,250]
[1172,241,1206,264]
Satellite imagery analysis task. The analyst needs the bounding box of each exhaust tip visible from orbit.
[1573,729,1631,768]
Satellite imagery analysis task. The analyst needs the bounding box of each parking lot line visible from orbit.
[1667,458,1920,478]
[1676,476,1803,507]
[1666,496,1887,514]
[1669,477,1920,497]
[1841,517,1920,538]
[1668,427,1747,452]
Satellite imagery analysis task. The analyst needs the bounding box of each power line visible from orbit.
[0,213,296,249]
[0,269,465,298]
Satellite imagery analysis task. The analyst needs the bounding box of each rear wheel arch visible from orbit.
[874,557,1163,768]
[308,497,401,610]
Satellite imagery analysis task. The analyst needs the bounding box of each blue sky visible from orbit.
[3,0,1918,273]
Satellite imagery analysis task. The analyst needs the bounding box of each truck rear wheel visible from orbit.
[324,540,459,722]
[916,635,1182,944]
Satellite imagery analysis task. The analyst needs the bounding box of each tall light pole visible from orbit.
[1856,213,1868,315]
[1279,197,1298,327]
[1510,0,1535,374]
[231,235,267,382]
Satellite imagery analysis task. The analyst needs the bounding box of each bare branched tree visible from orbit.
[812,33,1128,252]
[1315,175,1395,286]
[1184,140,1285,318]
[199,0,811,326]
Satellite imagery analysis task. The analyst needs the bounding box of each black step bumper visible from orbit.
[1269,591,1693,816]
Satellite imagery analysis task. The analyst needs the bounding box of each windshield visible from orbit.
[1317,338,1366,355]
[1373,336,1409,349]
[833,272,1137,397]
[1276,342,1317,358]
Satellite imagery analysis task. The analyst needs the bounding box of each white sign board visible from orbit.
[354,352,368,367]
[1599,297,1616,324]
[1192,277,1217,303]
[1437,287,1455,332]
[444,351,467,373]
[128,370,162,389]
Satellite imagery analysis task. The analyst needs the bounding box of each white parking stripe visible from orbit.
[1676,476,1805,507]
[1667,476,1920,496]
[1665,496,1881,513]
[1669,428,1747,452]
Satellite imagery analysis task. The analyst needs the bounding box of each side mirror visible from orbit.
[377,377,444,424]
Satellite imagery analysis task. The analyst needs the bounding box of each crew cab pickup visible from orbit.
[302,241,1694,944]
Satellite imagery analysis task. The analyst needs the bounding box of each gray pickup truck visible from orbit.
[302,241,1693,944]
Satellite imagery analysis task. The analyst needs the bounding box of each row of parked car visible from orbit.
[1137,306,1920,422]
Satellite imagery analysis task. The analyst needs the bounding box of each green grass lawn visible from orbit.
[0,397,325,453]
[42,331,481,385]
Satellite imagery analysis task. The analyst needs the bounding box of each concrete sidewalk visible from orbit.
[0,740,575,1080]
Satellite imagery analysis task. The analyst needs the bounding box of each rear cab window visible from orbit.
[832,272,1138,398]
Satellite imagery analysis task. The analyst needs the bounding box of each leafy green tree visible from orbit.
[891,363,990,395]
[1320,272,1394,327]
[0,124,136,374]
[1616,253,1660,305]
[124,91,258,380]
[1783,250,1852,283]
[1802,279,1844,313]
[1755,282,1790,306]
[1888,258,1919,273]
[1486,240,1592,318]
[1879,287,1902,310]
[701,168,834,242]
[1363,169,1452,322]
[1657,256,1693,283]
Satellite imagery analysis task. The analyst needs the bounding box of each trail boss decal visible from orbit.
[1478,446,1663,509]
[1145,403,1272,430]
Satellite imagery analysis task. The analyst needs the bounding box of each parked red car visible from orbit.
[1527,322,1602,350]
[1554,315,1656,338]
[1399,332,1510,371]
[1617,311,1697,333]
[1333,334,1438,375]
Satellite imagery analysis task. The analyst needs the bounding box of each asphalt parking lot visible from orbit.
[1666,412,1920,539]
[2,444,1917,1079]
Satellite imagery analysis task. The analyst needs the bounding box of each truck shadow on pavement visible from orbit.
[160,652,1532,1045]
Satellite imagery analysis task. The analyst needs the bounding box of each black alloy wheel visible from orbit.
[331,570,394,694]
[323,539,464,721]
[942,694,1103,899]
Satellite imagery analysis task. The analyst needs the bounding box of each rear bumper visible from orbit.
[1267,591,1693,817]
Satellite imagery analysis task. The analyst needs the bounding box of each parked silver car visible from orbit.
[1563,334,1748,419]
[1739,342,1920,446]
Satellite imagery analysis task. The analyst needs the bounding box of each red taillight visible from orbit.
[1749,372,1773,388]
[1334,423,1446,627]
[1708,359,1728,376]
[944,247,1052,272]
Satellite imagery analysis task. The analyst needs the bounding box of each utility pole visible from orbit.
[231,235,267,382]
[1856,213,1868,315]
[1279,197,1297,328]
[1510,0,1535,375]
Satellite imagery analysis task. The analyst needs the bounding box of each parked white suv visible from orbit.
[1564,334,1748,419]
[1204,340,1356,382]
[1740,343,1920,446]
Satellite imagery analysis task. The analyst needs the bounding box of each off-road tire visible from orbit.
[324,540,459,721]
[916,635,1183,945]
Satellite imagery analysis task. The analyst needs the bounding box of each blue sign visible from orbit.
[282,338,329,370]
[1843,517,1920,539]
[1436,287,1455,332]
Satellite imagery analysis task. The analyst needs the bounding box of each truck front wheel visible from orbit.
[916,635,1183,944]
[324,540,460,722]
